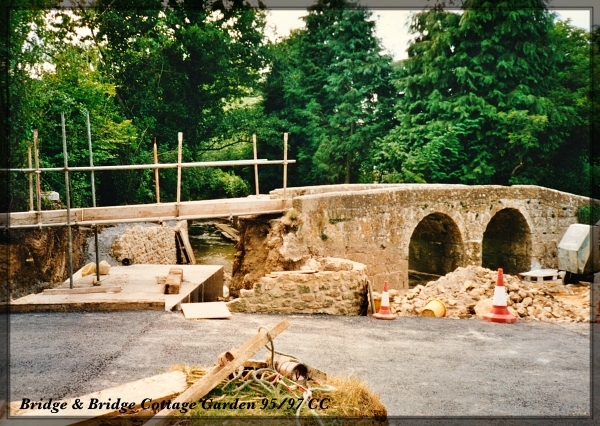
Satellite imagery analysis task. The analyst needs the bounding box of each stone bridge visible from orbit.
[268,184,593,291]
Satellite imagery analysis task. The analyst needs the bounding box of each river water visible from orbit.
[187,220,236,274]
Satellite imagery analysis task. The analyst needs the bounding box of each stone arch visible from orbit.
[408,213,464,286]
[482,208,532,274]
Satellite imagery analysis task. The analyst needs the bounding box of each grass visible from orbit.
[168,364,388,426]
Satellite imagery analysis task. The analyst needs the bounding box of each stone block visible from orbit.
[298,285,311,294]
[292,301,307,310]
[240,288,254,298]
[281,281,297,291]
[227,298,247,312]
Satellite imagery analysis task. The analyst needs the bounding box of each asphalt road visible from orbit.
[7,311,595,422]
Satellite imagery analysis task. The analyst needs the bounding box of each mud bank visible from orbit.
[1,227,91,300]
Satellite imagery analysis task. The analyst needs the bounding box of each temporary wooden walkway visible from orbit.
[3,196,291,228]
[10,264,224,313]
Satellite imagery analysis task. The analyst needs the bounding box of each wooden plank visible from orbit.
[9,371,187,422]
[181,302,231,319]
[143,320,290,426]
[214,223,239,242]
[43,286,122,295]
[177,227,196,265]
[164,273,181,294]
[269,270,317,275]
[243,359,268,369]
[7,198,290,227]
[168,267,183,278]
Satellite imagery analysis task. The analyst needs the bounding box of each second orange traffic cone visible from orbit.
[373,281,397,320]
[482,268,517,324]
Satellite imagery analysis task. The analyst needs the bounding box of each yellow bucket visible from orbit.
[421,299,446,318]
[373,298,382,314]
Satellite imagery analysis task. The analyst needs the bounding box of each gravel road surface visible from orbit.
[8,311,594,421]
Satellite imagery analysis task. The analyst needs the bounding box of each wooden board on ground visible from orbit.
[8,371,187,423]
[519,269,559,282]
[181,302,231,319]
[43,286,122,295]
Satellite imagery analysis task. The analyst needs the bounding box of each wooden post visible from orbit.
[283,132,288,200]
[143,320,290,426]
[86,111,100,283]
[153,138,160,203]
[33,130,41,220]
[27,142,33,211]
[177,132,182,205]
[253,133,259,195]
[61,113,73,289]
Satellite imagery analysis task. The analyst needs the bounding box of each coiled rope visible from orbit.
[218,326,336,425]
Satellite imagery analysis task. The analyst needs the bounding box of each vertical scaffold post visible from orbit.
[61,113,74,289]
[87,111,100,283]
[283,132,288,200]
[253,134,260,196]
[176,132,182,210]
[33,130,42,222]
[154,137,160,203]
[27,141,33,211]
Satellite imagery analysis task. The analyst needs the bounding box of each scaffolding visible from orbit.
[2,112,295,287]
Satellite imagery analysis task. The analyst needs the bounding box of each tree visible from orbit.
[373,0,585,188]
[262,0,396,185]
[9,28,138,209]
[64,0,270,201]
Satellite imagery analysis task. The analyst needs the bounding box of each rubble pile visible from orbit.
[382,266,590,322]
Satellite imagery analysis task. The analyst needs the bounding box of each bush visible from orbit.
[577,204,600,225]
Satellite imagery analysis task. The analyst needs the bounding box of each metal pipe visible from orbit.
[283,133,288,200]
[2,159,296,173]
[86,111,96,207]
[154,138,160,203]
[177,132,182,204]
[94,225,100,282]
[27,142,33,211]
[61,113,73,289]
[33,130,41,220]
[86,111,100,283]
[253,134,259,196]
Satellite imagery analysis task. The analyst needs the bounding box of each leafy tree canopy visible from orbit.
[262,0,396,185]
[373,0,593,192]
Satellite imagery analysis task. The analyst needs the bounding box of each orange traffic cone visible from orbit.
[373,281,397,320]
[482,268,517,324]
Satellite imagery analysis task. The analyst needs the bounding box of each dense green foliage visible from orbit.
[373,0,595,195]
[4,0,597,212]
[262,0,396,184]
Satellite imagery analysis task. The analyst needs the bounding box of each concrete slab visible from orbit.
[10,264,223,313]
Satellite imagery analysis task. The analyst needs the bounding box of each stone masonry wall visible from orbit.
[228,258,369,315]
[269,184,594,292]
[110,224,177,265]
